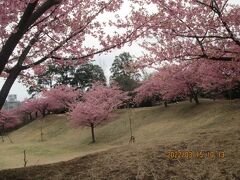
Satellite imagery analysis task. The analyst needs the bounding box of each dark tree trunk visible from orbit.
[193,95,199,105]
[189,97,193,103]
[228,89,232,104]
[29,113,33,121]
[0,0,60,73]
[90,123,96,143]
[40,119,44,142]
[164,101,168,107]
[42,110,46,118]
[1,124,4,142]
[47,110,50,115]
[0,124,12,143]
[0,34,26,74]
[0,67,21,110]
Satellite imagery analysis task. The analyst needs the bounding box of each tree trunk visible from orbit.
[0,124,4,142]
[29,113,33,121]
[193,95,199,105]
[0,67,21,110]
[90,123,96,143]
[189,97,193,103]
[42,110,46,118]
[228,89,232,104]
[40,119,44,142]
[47,110,50,115]
[0,33,26,74]
[164,101,168,107]
[0,0,59,74]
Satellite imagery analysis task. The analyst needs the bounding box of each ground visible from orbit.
[0,99,239,179]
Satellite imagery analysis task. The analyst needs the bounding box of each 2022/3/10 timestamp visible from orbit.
[166,151,225,159]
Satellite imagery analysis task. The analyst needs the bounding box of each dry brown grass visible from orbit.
[0,99,239,179]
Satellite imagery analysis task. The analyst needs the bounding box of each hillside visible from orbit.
[0,100,239,179]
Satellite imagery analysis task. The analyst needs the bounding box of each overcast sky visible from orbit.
[0,0,239,101]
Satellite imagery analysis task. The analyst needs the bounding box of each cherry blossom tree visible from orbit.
[0,109,21,142]
[128,0,240,68]
[134,74,162,106]
[0,110,20,129]
[31,98,50,118]
[18,99,37,121]
[17,85,82,141]
[135,60,240,106]
[42,85,81,112]
[199,60,240,99]
[0,0,144,109]
[138,64,204,105]
[164,63,204,104]
[134,65,187,105]
[69,84,127,143]
[201,61,240,90]
[124,0,240,104]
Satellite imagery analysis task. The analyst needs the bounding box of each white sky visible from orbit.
[0,0,239,101]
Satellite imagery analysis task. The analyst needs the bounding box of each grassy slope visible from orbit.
[0,100,239,179]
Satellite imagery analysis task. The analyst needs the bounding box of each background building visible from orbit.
[3,94,21,111]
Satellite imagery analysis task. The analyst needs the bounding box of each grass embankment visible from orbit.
[0,99,239,179]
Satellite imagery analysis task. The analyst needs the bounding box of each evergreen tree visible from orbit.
[110,52,140,91]
[28,63,106,95]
